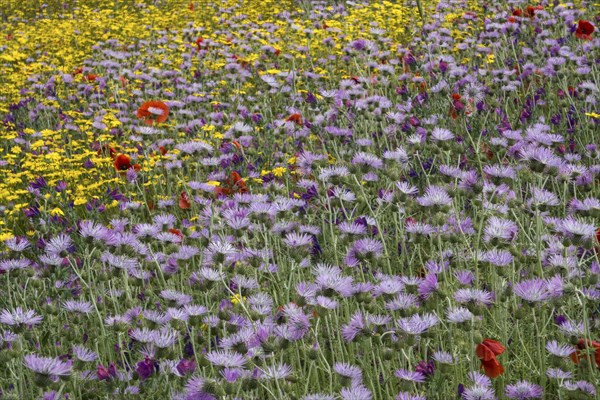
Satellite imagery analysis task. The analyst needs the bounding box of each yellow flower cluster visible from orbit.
[0,0,439,234]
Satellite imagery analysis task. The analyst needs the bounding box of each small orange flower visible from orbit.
[137,101,169,125]
[286,113,302,126]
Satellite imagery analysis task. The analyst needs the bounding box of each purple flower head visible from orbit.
[97,363,118,381]
[334,362,363,384]
[414,360,435,377]
[395,368,426,383]
[135,357,156,381]
[0,307,43,328]
[24,354,72,380]
[176,359,197,376]
[505,381,543,399]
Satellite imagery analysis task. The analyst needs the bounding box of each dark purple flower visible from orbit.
[176,359,196,376]
[135,357,155,381]
[415,360,435,377]
[97,363,118,381]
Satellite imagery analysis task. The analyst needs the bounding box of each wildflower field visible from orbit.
[0,0,599,398]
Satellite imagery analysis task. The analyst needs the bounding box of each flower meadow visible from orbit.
[0,0,599,398]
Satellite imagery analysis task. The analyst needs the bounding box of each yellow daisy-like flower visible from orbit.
[0,232,14,242]
[230,293,246,305]
[272,167,287,177]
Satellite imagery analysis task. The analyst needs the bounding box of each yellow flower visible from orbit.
[0,232,14,242]
[49,208,64,216]
[206,181,221,187]
[585,112,600,119]
[230,293,246,305]
[272,167,287,177]
[486,54,495,64]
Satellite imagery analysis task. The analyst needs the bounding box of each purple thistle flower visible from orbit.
[73,345,98,362]
[345,238,384,267]
[341,312,366,342]
[396,313,439,335]
[513,279,551,303]
[340,384,372,400]
[446,307,474,324]
[396,393,426,400]
[261,363,293,380]
[395,369,426,383]
[334,362,363,384]
[0,307,43,328]
[545,341,575,358]
[505,381,543,399]
[453,288,493,306]
[416,185,452,207]
[24,354,72,380]
[561,380,596,396]
[483,217,518,243]
[417,274,439,299]
[205,350,247,368]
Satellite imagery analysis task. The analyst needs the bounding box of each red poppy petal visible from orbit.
[476,344,495,361]
[481,359,504,378]
[179,192,191,210]
[483,339,506,356]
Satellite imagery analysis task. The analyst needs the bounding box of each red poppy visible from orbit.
[137,101,169,125]
[508,16,517,23]
[179,191,191,210]
[188,1,194,11]
[286,113,303,126]
[476,339,506,378]
[451,93,461,101]
[195,37,206,52]
[575,20,595,41]
[512,8,523,17]
[159,146,168,156]
[84,74,99,82]
[114,154,140,173]
[596,227,600,244]
[214,171,248,197]
[481,144,494,161]
[97,145,116,159]
[168,228,184,239]
[570,339,600,368]
[73,67,83,75]
[525,5,542,18]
